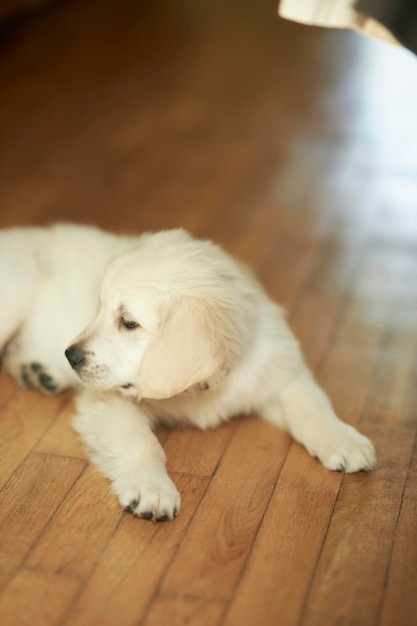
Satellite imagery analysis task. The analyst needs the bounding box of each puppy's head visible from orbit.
[66,230,252,400]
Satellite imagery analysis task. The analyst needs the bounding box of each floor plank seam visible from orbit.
[18,562,84,582]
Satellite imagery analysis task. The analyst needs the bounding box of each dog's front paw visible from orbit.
[114,471,181,521]
[310,424,376,473]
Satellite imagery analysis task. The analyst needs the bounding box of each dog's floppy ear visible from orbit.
[137,296,227,400]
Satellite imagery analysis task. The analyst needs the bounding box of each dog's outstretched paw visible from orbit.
[20,362,61,395]
[115,472,181,521]
[311,424,376,473]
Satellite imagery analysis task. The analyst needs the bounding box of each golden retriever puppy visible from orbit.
[0,224,376,521]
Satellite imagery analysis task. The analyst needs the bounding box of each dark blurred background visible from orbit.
[1,0,417,304]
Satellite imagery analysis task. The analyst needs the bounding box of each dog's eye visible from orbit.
[120,317,140,330]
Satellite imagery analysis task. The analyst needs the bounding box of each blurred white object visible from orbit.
[279,0,401,46]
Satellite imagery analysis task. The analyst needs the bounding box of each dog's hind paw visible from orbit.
[20,362,61,395]
[309,424,376,473]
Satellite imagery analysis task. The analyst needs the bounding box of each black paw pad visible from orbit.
[39,372,57,392]
[125,500,139,513]
[140,511,154,521]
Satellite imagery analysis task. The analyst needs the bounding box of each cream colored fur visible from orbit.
[0,223,376,521]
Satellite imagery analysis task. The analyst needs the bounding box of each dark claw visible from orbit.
[39,372,57,392]
[140,511,154,520]
[30,362,42,372]
[125,500,139,513]
[21,365,32,388]
[157,514,169,522]
[173,508,178,517]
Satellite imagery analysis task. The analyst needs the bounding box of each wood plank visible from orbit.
[316,343,382,429]
[363,333,417,430]
[289,293,342,371]
[287,251,384,385]
[144,594,226,626]
[300,425,415,626]
[304,241,365,300]
[35,397,87,459]
[0,569,80,626]
[159,418,291,600]
[223,445,341,626]
[331,297,392,351]
[26,464,121,578]
[0,389,68,487]
[0,377,18,409]
[379,437,417,626]
[164,420,237,477]
[0,452,86,590]
[351,244,417,303]
[260,238,320,310]
[63,473,209,626]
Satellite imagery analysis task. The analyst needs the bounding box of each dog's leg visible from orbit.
[73,391,180,520]
[261,368,376,472]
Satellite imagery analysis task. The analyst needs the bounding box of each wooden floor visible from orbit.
[1,1,417,624]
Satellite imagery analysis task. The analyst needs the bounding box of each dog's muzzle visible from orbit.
[65,344,86,370]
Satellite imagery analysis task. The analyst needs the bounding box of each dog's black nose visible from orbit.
[65,345,86,369]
